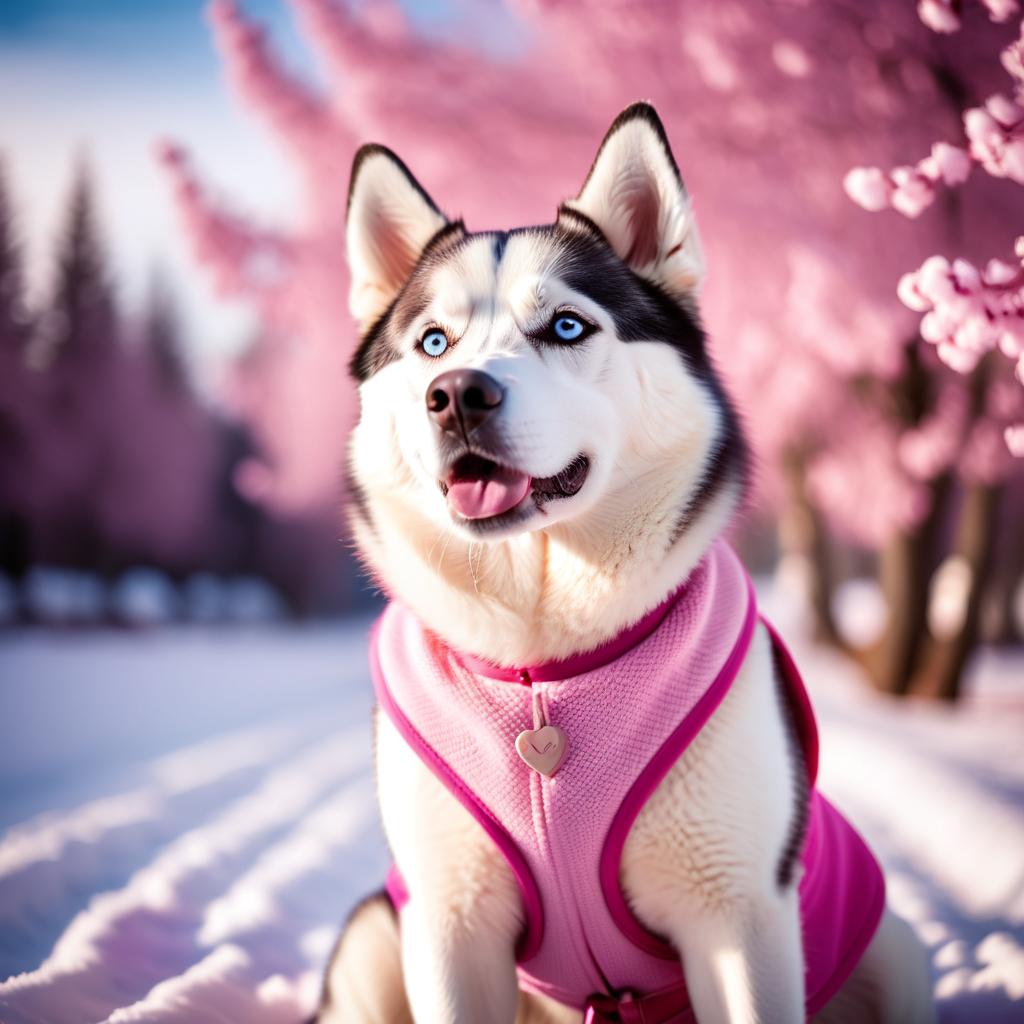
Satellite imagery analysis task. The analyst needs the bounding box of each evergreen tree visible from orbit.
[35,158,122,572]
[0,161,34,580]
[0,162,26,347]
[143,269,189,395]
[39,159,117,372]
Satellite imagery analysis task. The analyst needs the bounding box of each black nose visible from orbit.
[426,369,503,436]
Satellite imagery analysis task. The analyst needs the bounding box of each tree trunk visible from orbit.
[982,498,1023,645]
[780,452,844,647]
[911,483,1002,702]
[863,473,952,696]
[868,530,932,695]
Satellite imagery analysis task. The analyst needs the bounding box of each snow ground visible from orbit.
[0,595,1022,1023]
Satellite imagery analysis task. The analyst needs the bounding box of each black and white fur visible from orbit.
[320,103,934,1024]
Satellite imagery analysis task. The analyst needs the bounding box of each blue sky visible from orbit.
[0,1,356,376]
[0,0,512,378]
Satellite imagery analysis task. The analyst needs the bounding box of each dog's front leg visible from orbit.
[398,902,520,1022]
[623,626,807,1024]
[377,712,523,1023]
[672,892,804,1024]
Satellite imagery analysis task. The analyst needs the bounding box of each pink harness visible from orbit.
[372,541,884,1022]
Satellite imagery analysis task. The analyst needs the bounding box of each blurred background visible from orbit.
[0,1,1022,1022]
[0,0,1021,694]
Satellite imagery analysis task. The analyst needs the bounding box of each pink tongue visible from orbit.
[447,469,532,519]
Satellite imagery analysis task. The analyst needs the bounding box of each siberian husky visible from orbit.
[318,103,935,1024]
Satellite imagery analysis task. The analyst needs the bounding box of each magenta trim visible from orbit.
[806,890,885,1014]
[385,863,409,911]
[598,575,759,960]
[584,977,696,1023]
[760,617,820,784]
[457,580,689,683]
[804,797,887,1013]
[369,621,546,962]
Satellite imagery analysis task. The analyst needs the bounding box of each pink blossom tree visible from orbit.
[839,1,1024,696]
[845,6,1024,453]
[163,0,1023,696]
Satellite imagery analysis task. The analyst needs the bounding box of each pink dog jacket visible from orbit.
[372,540,885,1022]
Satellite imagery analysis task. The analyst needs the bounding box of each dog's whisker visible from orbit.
[436,529,455,570]
[468,541,482,595]
[425,526,445,569]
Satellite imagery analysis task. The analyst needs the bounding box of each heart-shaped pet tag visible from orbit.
[515,725,568,777]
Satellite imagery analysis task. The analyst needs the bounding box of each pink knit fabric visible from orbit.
[372,541,885,1021]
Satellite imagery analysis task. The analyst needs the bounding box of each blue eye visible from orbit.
[420,329,449,357]
[552,315,585,341]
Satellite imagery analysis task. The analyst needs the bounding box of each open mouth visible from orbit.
[440,452,590,521]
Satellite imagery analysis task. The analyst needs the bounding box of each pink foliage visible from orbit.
[898,379,970,479]
[918,0,965,34]
[849,5,1024,455]
[965,92,1024,182]
[1007,423,1024,453]
[158,143,295,309]
[808,411,933,544]
[163,0,1023,542]
[845,142,972,217]
[919,0,1021,33]
[898,254,1024,373]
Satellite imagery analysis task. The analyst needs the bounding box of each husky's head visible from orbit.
[346,103,746,662]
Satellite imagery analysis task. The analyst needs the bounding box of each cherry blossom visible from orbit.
[919,0,1021,33]
[164,0,1023,527]
[845,142,972,217]
[965,93,1024,183]
[848,4,1024,455]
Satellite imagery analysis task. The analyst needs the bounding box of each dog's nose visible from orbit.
[426,369,503,436]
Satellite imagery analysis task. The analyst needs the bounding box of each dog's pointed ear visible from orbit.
[561,103,704,300]
[346,145,449,328]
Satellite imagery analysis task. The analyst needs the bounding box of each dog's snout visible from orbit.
[426,369,503,436]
